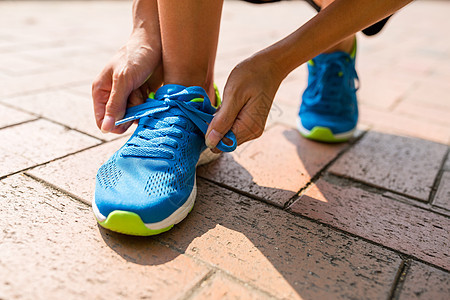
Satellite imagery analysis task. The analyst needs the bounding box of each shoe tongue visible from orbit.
[154,84,186,99]
[314,51,350,64]
[154,84,216,115]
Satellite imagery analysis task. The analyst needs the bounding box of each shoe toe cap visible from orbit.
[94,165,194,224]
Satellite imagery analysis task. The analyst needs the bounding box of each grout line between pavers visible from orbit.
[196,181,450,273]
[0,141,103,181]
[18,133,135,205]
[322,173,450,219]
[285,206,450,273]
[428,147,450,205]
[0,117,39,131]
[178,269,216,300]
[209,270,280,300]
[382,192,450,219]
[0,99,110,143]
[191,269,280,300]
[0,80,90,100]
[40,117,109,143]
[163,243,281,300]
[23,172,91,206]
[17,173,280,299]
[327,172,450,218]
[199,127,370,211]
[329,172,427,202]
[152,236,281,299]
[20,170,450,275]
[198,175,284,209]
[282,128,369,209]
[388,259,411,300]
[197,128,450,271]
[7,132,447,274]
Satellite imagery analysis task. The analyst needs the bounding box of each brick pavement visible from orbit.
[0,1,449,299]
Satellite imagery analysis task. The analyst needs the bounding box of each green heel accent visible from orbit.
[98,211,173,236]
[301,126,349,143]
[350,38,357,59]
[213,83,221,108]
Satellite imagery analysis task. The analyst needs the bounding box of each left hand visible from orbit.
[205,53,284,151]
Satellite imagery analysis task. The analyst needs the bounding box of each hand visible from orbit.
[92,30,162,134]
[205,53,284,151]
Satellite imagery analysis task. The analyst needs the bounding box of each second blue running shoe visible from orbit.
[93,85,237,236]
[298,45,359,142]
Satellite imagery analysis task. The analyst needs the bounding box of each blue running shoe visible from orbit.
[298,45,359,142]
[93,85,237,236]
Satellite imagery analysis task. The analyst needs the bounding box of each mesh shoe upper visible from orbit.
[94,84,236,224]
[300,51,359,135]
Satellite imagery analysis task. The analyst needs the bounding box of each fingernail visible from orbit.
[205,129,223,149]
[101,116,115,133]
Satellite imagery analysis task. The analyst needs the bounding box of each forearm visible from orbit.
[131,0,161,51]
[260,0,413,78]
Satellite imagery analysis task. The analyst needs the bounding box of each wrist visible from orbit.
[251,50,288,85]
[129,27,161,54]
[131,0,160,51]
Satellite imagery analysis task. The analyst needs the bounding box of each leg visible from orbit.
[157,0,223,105]
[315,0,355,53]
[298,0,359,142]
[94,0,231,236]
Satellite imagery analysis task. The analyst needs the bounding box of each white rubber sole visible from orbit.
[296,117,355,140]
[93,177,197,231]
[92,148,221,231]
[197,147,221,166]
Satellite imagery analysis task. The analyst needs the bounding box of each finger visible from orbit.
[232,117,263,146]
[205,85,244,149]
[110,122,132,134]
[230,98,269,145]
[101,72,133,133]
[108,84,146,134]
[92,68,113,129]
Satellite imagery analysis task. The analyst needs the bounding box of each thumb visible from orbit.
[205,88,241,149]
[101,75,132,133]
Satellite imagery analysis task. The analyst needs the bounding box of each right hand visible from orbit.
[92,31,162,134]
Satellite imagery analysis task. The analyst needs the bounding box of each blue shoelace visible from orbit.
[115,86,237,159]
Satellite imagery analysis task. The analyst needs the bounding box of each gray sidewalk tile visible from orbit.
[433,171,450,211]
[329,131,448,201]
[398,261,450,300]
[290,177,450,270]
[359,105,450,144]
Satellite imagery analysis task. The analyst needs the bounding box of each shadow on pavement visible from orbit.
[94,127,450,299]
